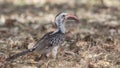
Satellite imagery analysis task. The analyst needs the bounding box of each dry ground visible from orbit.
[0,0,120,68]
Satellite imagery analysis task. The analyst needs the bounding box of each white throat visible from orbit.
[53,21,66,34]
[58,23,65,33]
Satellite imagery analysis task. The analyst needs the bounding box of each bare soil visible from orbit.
[0,0,120,68]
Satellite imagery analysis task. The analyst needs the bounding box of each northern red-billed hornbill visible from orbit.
[6,12,79,61]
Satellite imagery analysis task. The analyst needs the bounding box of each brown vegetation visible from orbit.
[0,0,120,68]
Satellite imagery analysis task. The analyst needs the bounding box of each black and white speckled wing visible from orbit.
[34,31,65,54]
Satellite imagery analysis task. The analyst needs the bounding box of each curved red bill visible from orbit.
[66,14,79,22]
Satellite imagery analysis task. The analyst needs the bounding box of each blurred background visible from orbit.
[0,0,120,68]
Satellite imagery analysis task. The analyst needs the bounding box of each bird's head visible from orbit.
[55,12,79,27]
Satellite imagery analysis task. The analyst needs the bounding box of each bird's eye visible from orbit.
[62,15,65,17]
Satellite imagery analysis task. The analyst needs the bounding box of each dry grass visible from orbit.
[0,0,120,68]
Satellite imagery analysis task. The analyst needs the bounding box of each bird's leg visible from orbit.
[45,46,59,68]
[52,46,59,59]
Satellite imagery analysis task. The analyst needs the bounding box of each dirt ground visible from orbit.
[0,0,120,68]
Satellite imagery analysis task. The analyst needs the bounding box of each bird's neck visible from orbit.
[58,24,66,33]
[54,21,66,34]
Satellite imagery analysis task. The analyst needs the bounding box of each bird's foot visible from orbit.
[64,51,76,57]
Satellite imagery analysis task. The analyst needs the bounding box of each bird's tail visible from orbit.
[6,47,36,61]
